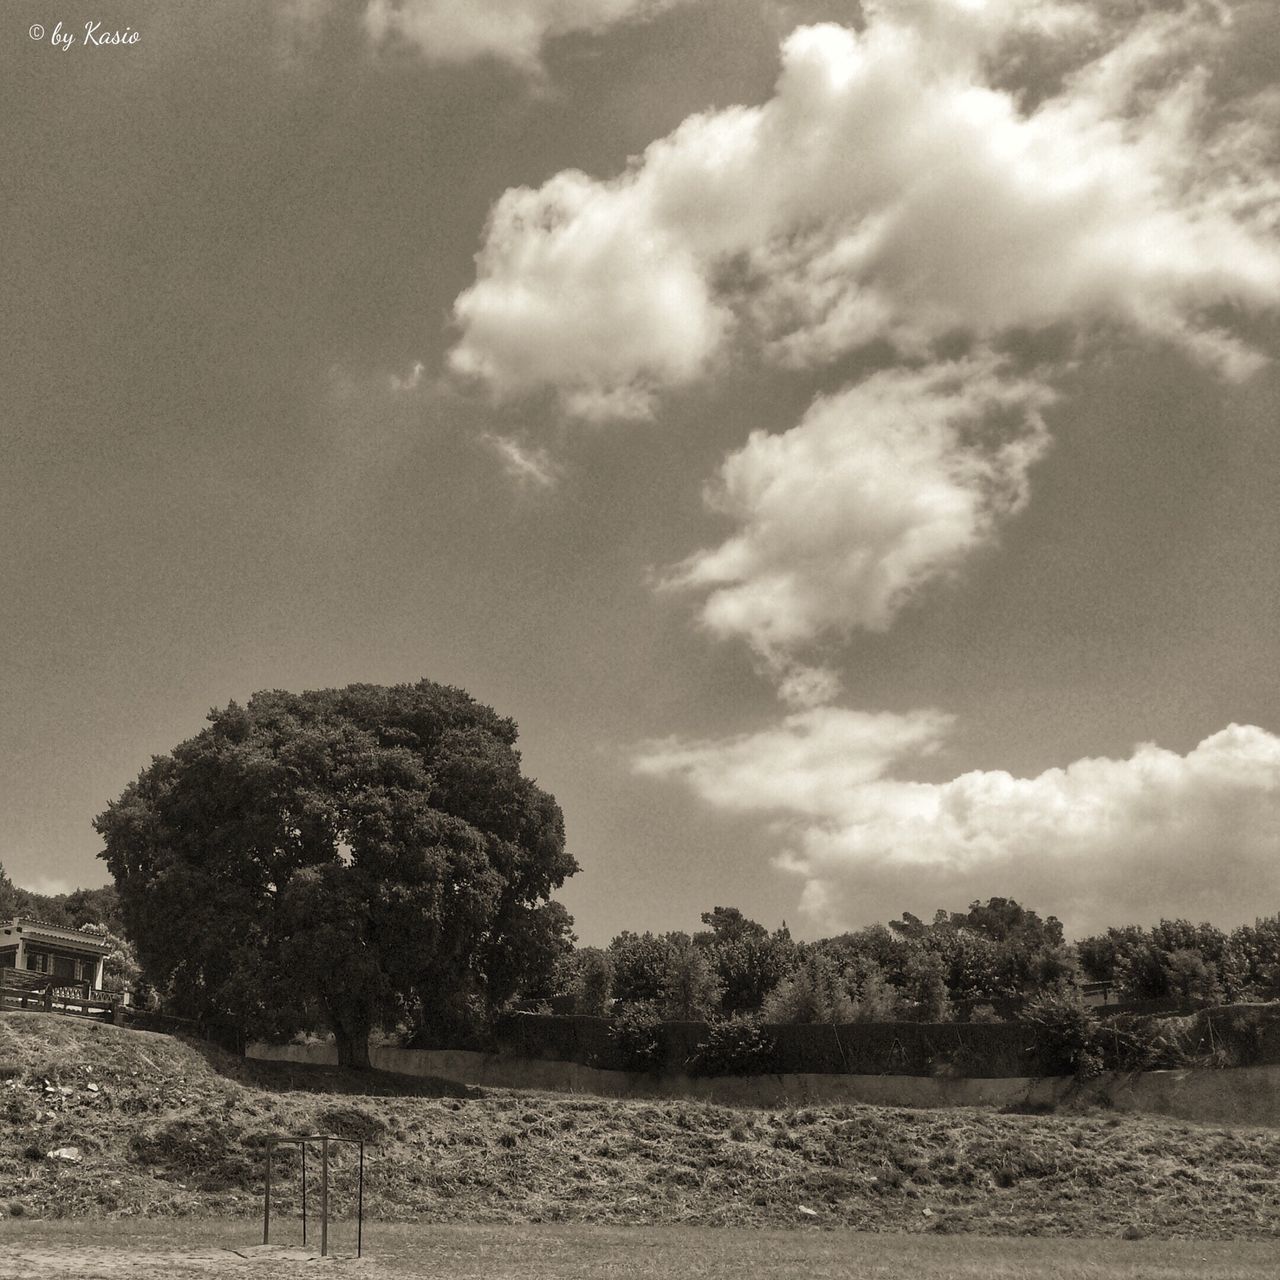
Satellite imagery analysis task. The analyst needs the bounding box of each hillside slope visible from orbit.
[2,1012,1279,1238]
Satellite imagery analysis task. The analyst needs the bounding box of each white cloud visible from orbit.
[450,1,1280,415]
[450,164,732,417]
[662,357,1053,662]
[638,714,1280,936]
[363,0,685,69]
[389,361,425,393]
[635,705,955,811]
[775,662,844,710]
[482,433,561,488]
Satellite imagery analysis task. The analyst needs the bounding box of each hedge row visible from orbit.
[492,1005,1280,1078]
[493,1013,1049,1077]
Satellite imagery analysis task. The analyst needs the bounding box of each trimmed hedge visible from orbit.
[495,1012,1048,1077]
[493,1004,1280,1078]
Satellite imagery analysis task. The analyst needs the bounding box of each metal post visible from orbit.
[263,1141,273,1245]
[357,1141,364,1258]
[320,1137,329,1258]
[301,1141,307,1246]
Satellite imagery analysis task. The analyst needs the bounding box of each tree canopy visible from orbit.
[95,680,577,1066]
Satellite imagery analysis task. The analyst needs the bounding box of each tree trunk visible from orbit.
[328,1001,373,1070]
[335,1029,371,1070]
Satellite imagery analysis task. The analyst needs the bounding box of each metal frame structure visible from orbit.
[262,1133,366,1258]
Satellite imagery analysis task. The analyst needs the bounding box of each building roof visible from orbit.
[0,918,112,953]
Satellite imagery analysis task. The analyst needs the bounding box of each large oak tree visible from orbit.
[95,680,576,1067]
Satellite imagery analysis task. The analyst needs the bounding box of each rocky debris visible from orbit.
[46,1147,82,1163]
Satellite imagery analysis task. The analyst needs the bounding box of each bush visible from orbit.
[609,1003,665,1073]
[686,1016,779,1077]
[967,1003,1002,1024]
[1019,989,1103,1078]
[762,952,856,1023]
[315,1104,386,1142]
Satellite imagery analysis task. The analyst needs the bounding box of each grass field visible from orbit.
[4,1011,1280,1243]
[2,1219,1279,1280]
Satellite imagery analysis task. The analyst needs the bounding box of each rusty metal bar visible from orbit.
[320,1136,329,1257]
[263,1140,273,1245]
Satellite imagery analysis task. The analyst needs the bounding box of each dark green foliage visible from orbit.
[95,680,576,1068]
[761,950,856,1023]
[899,949,954,1022]
[1019,990,1104,1079]
[609,1002,665,1073]
[608,932,680,1005]
[694,909,796,1014]
[686,1017,779,1077]
[0,866,127,937]
[566,947,613,1016]
[660,941,723,1020]
[316,1104,387,1142]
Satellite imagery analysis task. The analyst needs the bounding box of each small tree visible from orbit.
[570,947,614,1016]
[659,942,723,1021]
[1165,948,1223,1007]
[897,949,953,1022]
[762,950,856,1023]
[847,957,897,1021]
[698,910,796,1014]
[608,931,679,1005]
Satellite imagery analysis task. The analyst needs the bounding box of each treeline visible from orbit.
[549,899,1280,1026]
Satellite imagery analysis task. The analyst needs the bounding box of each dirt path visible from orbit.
[0,1242,379,1279]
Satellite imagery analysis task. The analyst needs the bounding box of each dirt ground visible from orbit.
[3,1220,1280,1280]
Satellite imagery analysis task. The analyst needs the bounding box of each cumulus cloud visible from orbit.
[450,0,1280,414]
[637,715,1280,935]
[635,705,955,810]
[363,0,685,68]
[662,357,1053,665]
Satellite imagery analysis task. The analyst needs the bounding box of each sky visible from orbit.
[3,0,1279,945]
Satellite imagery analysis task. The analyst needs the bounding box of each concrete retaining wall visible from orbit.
[245,1040,1280,1125]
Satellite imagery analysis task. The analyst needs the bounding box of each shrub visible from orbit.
[686,1016,779,1077]
[573,948,614,1017]
[762,952,856,1023]
[609,1002,665,1073]
[315,1104,386,1142]
[659,943,723,1021]
[967,1003,1002,1024]
[1019,989,1103,1078]
[1097,1015,1190,1071]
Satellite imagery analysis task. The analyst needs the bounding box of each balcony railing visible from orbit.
[0,968,119,1018]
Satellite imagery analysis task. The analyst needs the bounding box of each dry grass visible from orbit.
[3,1012,1280,1240]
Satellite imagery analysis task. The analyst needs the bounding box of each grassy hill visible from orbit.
[2,1011,1279,1238]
